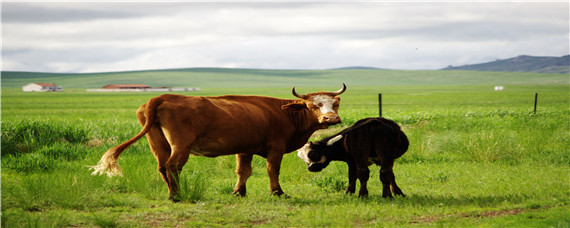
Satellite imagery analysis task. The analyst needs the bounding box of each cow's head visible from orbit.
[297,135,343,172]
[282,83,346,127]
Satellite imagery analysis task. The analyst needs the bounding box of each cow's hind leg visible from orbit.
[233,153,253,197]
[148,127,172,185]
[164,143,193,202]
[137,106,172,186]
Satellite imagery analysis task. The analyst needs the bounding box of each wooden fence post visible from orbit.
[378,93,382,117]
[534,93,538,114]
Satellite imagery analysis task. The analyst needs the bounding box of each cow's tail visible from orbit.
[90,96,164,177]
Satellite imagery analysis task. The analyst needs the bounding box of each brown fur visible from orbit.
[91,85,345,201]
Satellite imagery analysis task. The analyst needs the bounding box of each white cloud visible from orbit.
[2,2,568,73]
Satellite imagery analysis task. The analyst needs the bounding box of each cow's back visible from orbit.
[148,94,299,157]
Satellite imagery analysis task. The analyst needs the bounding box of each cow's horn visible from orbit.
[332,83,347,95]
[292,86,308,99]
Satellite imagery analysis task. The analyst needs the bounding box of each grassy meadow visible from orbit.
[1,69,569,227]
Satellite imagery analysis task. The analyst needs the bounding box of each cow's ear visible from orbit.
[282,102,307,111]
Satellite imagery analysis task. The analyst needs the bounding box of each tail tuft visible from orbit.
[89,150,123,177]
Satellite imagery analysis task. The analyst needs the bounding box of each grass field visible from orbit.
[1,69,569,227]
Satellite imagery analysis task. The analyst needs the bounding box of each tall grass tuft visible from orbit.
[1,120,90,157]
[1,120,92,172]
[174,169,211,203]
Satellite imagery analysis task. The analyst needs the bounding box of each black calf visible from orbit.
[297,117,409,197]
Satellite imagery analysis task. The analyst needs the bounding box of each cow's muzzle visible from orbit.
[319,113,341,125]
[308,163,326,172]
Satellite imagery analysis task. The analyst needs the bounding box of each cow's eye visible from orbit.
[317,103,323,107]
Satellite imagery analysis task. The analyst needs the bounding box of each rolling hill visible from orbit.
[1,68,568,90]
[441,55,569,74]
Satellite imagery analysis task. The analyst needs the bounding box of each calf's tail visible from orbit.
[90,96,164,177]
[394,131,409,159]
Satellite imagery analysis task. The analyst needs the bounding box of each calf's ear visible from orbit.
[282,102,307,111]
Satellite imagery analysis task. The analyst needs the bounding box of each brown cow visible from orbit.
[297,117,408,198]
[90,84,346,201]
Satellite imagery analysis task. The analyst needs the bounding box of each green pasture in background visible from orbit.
[2,68,567,88]
[1,69,568,227]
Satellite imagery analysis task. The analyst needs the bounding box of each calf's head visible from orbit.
[297,135,343,172]
[282,83,346,127]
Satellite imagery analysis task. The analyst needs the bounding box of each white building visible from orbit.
[22,83,63,92]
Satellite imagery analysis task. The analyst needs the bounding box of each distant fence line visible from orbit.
[86,88,200,92]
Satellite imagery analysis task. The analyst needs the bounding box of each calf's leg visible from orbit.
[357,166,370,197]
[345,161,357,194]
[379,158,404,198]
[233,153,253,196]
[390,176,405,197]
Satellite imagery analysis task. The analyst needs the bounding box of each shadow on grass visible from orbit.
[278,192,531,208]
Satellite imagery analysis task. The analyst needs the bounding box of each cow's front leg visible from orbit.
[266,151,285,196]
[345,161,357,194]
[233,153,253,197]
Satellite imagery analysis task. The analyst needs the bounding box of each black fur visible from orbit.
[303,117,409,197]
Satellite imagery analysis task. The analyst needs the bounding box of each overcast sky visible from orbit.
[2,1,569,73]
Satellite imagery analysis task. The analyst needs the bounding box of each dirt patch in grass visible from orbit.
[411,208,528,224]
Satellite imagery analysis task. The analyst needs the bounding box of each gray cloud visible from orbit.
[2,3,144,23]
[2,2,568,73]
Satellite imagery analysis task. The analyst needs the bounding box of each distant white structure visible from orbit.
[87,84,199,92]
[22,83,63,92]
[87,88,200,92]
[102,84,152,89]
[494,86,505,91]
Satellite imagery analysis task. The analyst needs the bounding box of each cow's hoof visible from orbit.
[232,191,246,197]
[232,187,247,197]
[271,193,290,199]
[278,194,291,199]
[270,189,286,197]
[169,196,181,203]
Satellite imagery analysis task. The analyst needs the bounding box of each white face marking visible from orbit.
[297,143,326,165]
[327,135,343,146]
[312,95,337,115]
[297,144,311,164]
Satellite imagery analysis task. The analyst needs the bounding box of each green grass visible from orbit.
[1,69,569,227]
